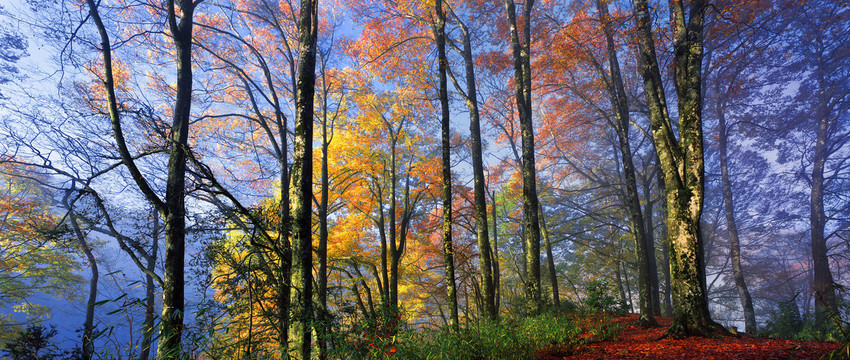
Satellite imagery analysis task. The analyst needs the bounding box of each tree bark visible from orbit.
[289,0,317,357]
[539,203,559,307]
[140,211,158,360]
[445,8,497,322]
[597,0,656,327]
[491,190,501,313]
[86,0,194,355]
[503,0,542,315]
[810,32,837,330]
[716,84,756,333]
[64,195,97,360]
[435,0,460,332]
[631,0,725,337]
[317,72,330,360]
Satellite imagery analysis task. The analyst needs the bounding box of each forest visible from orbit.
[0,0,848,358]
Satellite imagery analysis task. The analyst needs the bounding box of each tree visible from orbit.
[596,0,657,326]
[3,325,66,360]
[434,0,460,331]
[82,0,197,355]
[0,162,82,337]
[630,0,725,336]
[60,189,98,360]
[503,0,542,315]
[789,0,850,329]
[442,1,498,322]
[288,0,318,358]
[0,14,28,100]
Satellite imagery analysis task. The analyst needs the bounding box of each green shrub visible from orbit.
[582,280,626,314]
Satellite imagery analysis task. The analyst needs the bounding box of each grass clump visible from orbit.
[382,310,619,360]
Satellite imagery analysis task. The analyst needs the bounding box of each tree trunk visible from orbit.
[597,0,656,327]
[140,212,159,360]
[716,85,756,333]
[491,191,501,313]
[289,0,317,357]
[539,203,559,307]
[85,0,194,353]
[811,36,837,330]
[631,0,725,337]
[65,201,97,360]
[317,77,330,360]
[641,166,661,316]
[446,10,497,322]
[435,0,460,331]
[503,0,542,315]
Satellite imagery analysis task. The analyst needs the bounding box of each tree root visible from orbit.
[656,320,732,340]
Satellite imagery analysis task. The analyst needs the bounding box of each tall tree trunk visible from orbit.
[155,0,194,356]
[631,0,725,337]
[289,0,317,357]
[86,0,194,353]
[317,83,330,360]
[811,35,837,330]
[503,0,542,315]
[597,0,657,327]
[445,9,497,322]
[716,85,756,333]
[435,0,460,332]
[277,142,291,354]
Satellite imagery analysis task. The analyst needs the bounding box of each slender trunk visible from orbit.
[88,0,194,353]
[598,0,656,326]
[641,170,661,316]
[622,259,634,312]
[449,12,497,322]
[389,141,399,313]
[503,0,541,315]
[140,213,159,360]
[317,86,330,360]
[654,157,673,316]
[377,188,389,309]
[716,86,756,333]
[277,81,292,360]
[66,204,97,360]
[539,203,559,307]
[435,0,460,331]
[289,0,317,357]
[615,259,627,308]
[491,191,501,313]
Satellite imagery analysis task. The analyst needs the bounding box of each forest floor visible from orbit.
[538,314,847,360]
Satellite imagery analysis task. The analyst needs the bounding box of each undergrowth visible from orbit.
[344,310,622,360]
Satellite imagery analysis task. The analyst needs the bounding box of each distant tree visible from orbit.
[0,162,83,336]
[3,325,65,360]
[788,0,850,329]
[0,14,28,99]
